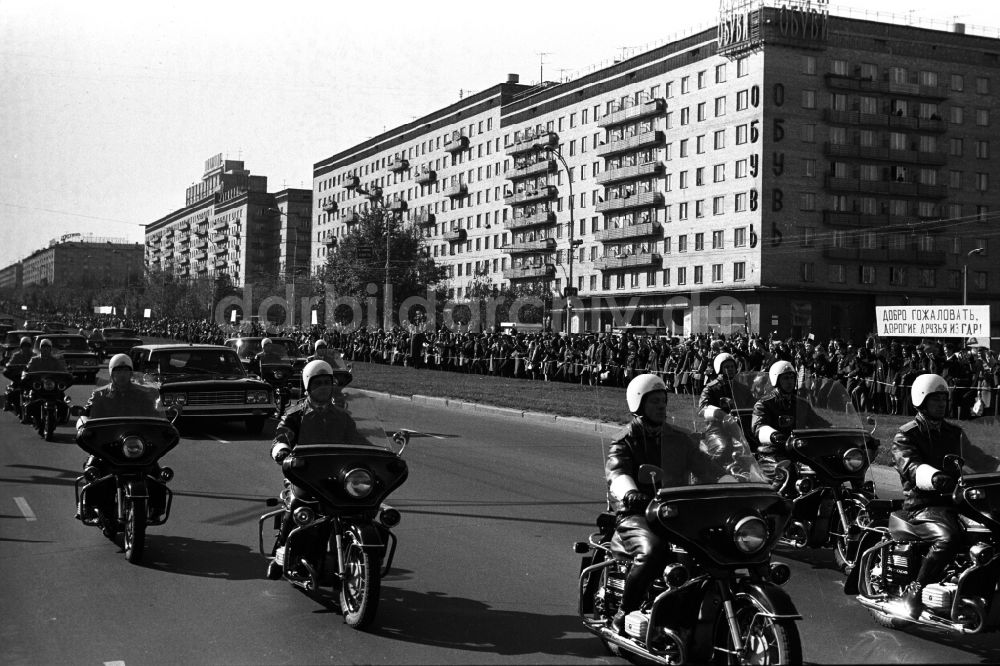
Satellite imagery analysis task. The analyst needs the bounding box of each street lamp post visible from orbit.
[544,145,581,334]
[963,247,985,306]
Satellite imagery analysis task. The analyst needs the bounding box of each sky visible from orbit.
[2,0,998,269]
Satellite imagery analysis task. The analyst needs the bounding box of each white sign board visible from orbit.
[876,305,990,339]
[143,308,152,319]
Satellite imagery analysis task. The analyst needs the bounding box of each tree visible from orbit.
[464,269,549,328]
[317,205,447,328]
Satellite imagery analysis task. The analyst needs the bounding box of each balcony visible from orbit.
[323,201,338,214]
[324,236,338,248]
[194,250,207,261]
[823,73,948,100]
[502,263,556,281]
[388,199,408,213]
[596,130,665,158]
[444,228,467,243]
[415,169,436,186]
[506,210,556,231]
[443,182,468,199]
[596,191,664,213]
[504,185,558,206]
[342,210,359,225]
[594,220,662,243]
[504,159,557,181]
[214,243,228,255]
[178,254,191,265]
[178,243,191,254]
[389,156,409,173]
[593,252,662,271]
[599,98,666,128]
[416,211,436,227]
[886,181,948,199]
[596,160,665,186]
[503,237,557,255]
[178,222,191,231]
[822,211,889,228]
[888,248,947,264]
[822,109,948,133]
[212,218,228,230]
[822,247,859,260]
[506,130,559,156]
[195,239,208,249]
[196,261,208,273]
[444,134,469,154]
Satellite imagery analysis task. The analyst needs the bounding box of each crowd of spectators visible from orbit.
[13,312,1000,421]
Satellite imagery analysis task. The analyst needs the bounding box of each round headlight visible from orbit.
[57,382,68,391]
[122,436,145,459]
[344,468,374,498]
[43,379,56,391]
[292,506,315,526]
[843,448,867,473]
[174,394,187,406]
[273,370,285,380]
[733,516,768,554]
[32,381,42,390]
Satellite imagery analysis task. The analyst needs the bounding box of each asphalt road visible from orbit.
[2,375,999,665]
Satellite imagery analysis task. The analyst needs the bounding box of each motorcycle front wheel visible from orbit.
[124,497,147,564]
[712,592,801,665]
[44,408,56,441]
[834,498,871,574]
[339,529,380,629]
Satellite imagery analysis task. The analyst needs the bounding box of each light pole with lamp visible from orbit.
[344,178,401,330]
[963,247,985,306]
[543,144,582,334]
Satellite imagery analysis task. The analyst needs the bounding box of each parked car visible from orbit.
[99,328,144,358]
[1,330,43,365]
[128,344,276,434]
[34,334,101,382]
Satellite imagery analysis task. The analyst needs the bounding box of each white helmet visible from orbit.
[261,337,274,348]
[714,352,736,376]
[626,374,667,414]
[911,373,949,409]
[768,360,796,389]
[302,359,334,393]
[109,353,133,371]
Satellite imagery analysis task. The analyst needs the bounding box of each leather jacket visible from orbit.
[271,398,370,461]
[605,417,725,514]
[751,391,831,456]
[892,412,998,510]
[699,377,755,416]
[84,382,162,418]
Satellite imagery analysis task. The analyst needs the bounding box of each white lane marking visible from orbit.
[14,497,36,521]
[205,434,231,444]
[104,661,126,666]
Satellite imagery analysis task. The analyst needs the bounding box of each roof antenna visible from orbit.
[537,52,551,83]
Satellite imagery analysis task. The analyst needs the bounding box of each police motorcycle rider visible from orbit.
[21,338,70,427]
[74,354,165,523]
[698,352,755,466]
[751,360,831,484]
[605,374,731,635]
[891,373,1000,619]
[266,359,366,580]
[252,337,286,375]
[307,338,329,363]
[3,337,34,422]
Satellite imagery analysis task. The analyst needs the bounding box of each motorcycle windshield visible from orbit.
[76,416,180,467]
[282,392,408,511]
[959,434,1000,476]
[733,371,879,485]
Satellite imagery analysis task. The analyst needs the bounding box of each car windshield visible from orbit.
[45,336,90,352]
[6,331,40,345]
[149,349,246,377]
[104,329,136,338]
[272,339,301,357]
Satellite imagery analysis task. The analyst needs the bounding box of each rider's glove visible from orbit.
[621,490,651,515]
[273,446,291,464]
[931,472,957,494]
[769,432,789,450]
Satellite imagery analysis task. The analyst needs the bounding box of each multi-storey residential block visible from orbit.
[19,235,142,289]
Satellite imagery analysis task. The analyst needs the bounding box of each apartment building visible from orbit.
[313,2,999,338]
[145,154,310,287]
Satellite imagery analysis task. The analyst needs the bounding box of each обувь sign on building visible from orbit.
[876,306,991,339]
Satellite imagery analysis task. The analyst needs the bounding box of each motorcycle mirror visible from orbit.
[637,463,663,488]
[165,405,182,424]
[942,453,964,475]
[391,430,409,455]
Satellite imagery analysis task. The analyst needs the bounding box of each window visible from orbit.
[695,200,705,217]
[737,57,748,77]
[860,165,879,181]
[714,129,725,150]
[679,202,689,219]
[662,268,671,285]
[802,55,816,75]
[681,76,690,94]
[919,70,938,87]
[976,141,990,159]
[804,159,815,178]
[736,89,748,110]
[694,265,704,284]
[715,63,726,83]
[679,171,689,189]
[919,269,936,287]
[697,102,706,121]
[698,70,707,88]
[950,138,963,157]
[714,165,725,183]
[678,266,687,284]
[976,173,989,192]
[735,192,747,212]
[680,107,690,125]
[889,266,907,286]
[714,96,726,116]
[695,232,704,251]
[829,264,846,283]
[800,193,816,211]
[951,74,963,91]
[802,90,816,109]
[976,109,989,126]
[736,159,748,178]
[831,59,848,75]
[712,230,724,249]
[736,124,748,144]
[859,96,877,115]
[889,67,907,84]
[802,124,815,142]
[832,93,848,112]
[678,235,688,253]
[801,226,815,247]
[950,106,964,124]
[711,264,723,282]
[976,77,989,94]
[696,135,705,154]
[665,81,674,98]
[734,262,746,281]
[734,227,746,247]
[801,263,814,282]
[696,167,705,185]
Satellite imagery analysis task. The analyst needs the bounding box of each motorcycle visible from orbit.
[259,393,409,629]
[73,412,180,564]
[258,360,295,418]
[846,448,1000,634]
[575,435,802,664]
[21,370,73,440]
[2,365,28,421]
[729,372,880,572]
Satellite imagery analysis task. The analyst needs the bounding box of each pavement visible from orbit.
[351,387,905,493]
